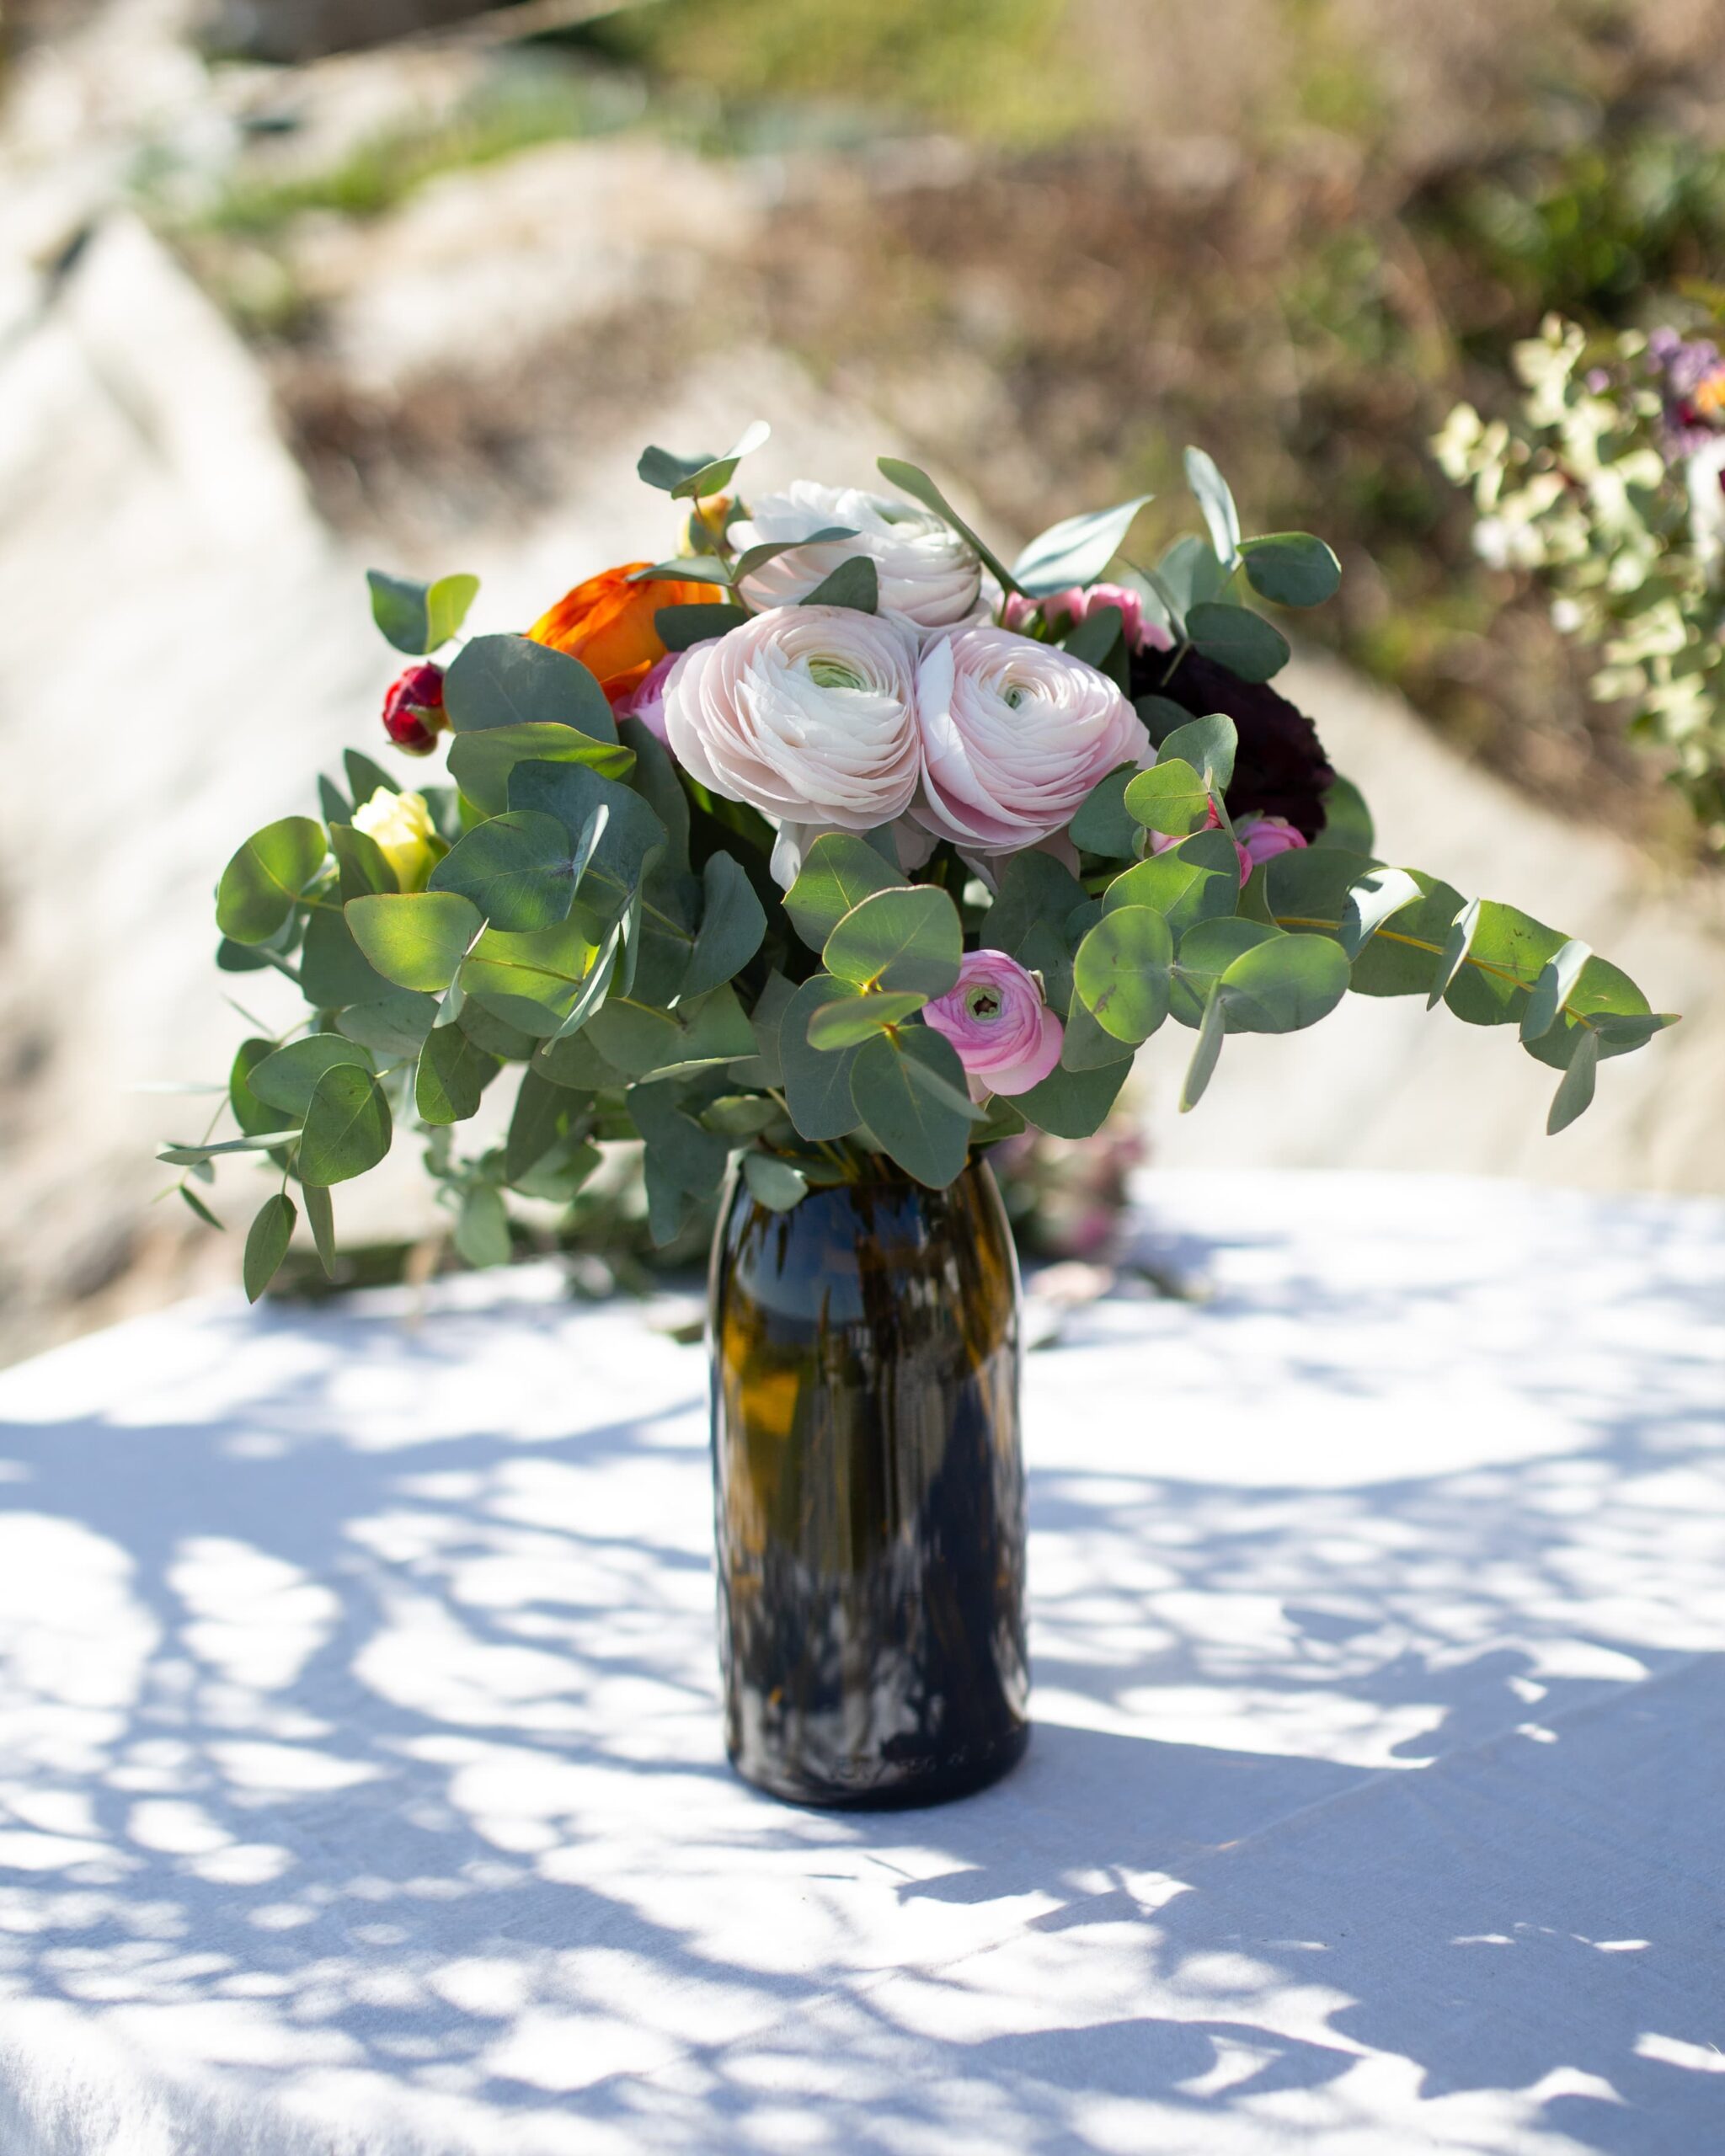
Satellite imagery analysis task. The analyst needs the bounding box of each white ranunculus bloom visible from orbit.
[733,482,985,630]
[911,626,1148,855]
[662,608,921,878]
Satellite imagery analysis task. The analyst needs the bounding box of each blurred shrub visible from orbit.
[582,0,1099,148]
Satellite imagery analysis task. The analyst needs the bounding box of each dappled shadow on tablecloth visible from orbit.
[0,1177,1720,2153]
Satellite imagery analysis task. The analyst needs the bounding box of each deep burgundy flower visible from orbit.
[1130,646,1336,841]
[382,662,446,755]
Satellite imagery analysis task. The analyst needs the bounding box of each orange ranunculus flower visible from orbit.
[527,563,727,707]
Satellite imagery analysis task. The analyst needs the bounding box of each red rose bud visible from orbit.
[382,663,446,755]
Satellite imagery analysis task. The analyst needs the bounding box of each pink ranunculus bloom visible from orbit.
[1235,814,1308,874]
[921,949,1064,1102]
[1001,582,1173,654]
[661,606,921,866]
[613,650,680,744]
[911,625,1149,855]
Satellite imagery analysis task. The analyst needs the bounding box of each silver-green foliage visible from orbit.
[167,437,1675,1298]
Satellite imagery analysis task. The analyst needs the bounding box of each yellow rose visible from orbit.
[352,787,440,893]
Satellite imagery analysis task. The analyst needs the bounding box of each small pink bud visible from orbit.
[1236,814,1308,877]
[1005,582,1172,654]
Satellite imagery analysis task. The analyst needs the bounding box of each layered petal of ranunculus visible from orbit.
[911,625,1147,855]
[921,949,1064,1101]
[661,607,921,857]
[733,482,985,630]
[528,563,726,707]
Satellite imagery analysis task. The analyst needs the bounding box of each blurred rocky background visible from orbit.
[4,0,1724,1364]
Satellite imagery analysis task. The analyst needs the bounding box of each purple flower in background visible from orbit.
[1649,332,1725,456]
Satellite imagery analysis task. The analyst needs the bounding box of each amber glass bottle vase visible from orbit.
[708,1157,1029,1807]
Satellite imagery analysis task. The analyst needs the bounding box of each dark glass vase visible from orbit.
[708,1157,1029,1808]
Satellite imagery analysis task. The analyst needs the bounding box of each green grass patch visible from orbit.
[200,64,643,237]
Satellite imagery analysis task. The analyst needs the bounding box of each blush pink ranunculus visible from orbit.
[1236,814,1308,873]
[921,949,1064,1101]
[911,625,1147,856]
[1001,581,1173,654]
[660,606,921,842]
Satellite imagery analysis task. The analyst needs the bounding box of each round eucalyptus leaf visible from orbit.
[785,834,900,953]
[1103,828,1241,938]
[800,556,879,611]
[415,1025,500,1125]
[296,1065,393,1187]
[345,891,483,994]
[446,724,635,818]
[444,635,615,743]
[824,885,962,999]
[249,1033,376,1118]
[461,918,602,1039]
[1068,764,1142,858]
[682,850,767,1000]
[1313,774,1375,854]
[1072,905,1174,1043]
[337,991,440,1059]
[779,973,868,1143]
[806,990,927,1050]
[1219,931,1351,1034]
[216,818,328,944]
[1443,901,1566,1029]
[1122,758,1211,838]
[1012,1055,1132,1139]
[848,1027,975,1188]
[1168,916,1279,1026]
[656,603,749,651]
[1185,601,1291,684]
[1155,713,1237,791]
[454,1183,512,1269]
[428,810,575,934]
[230,1038,282,1139]
[1241,533,1342,608]
[743,1152,809,1212]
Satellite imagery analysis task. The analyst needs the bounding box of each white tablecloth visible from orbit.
[0,1171,1721,2156]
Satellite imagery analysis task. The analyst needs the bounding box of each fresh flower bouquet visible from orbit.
[163,424,1674,1299]
[1437,312,1725,847]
